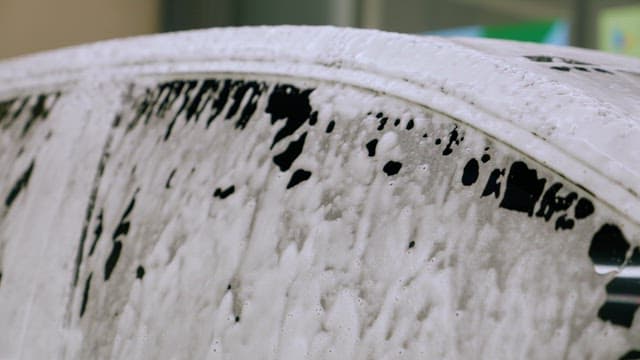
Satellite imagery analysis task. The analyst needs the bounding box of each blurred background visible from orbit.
[0,0,639,60]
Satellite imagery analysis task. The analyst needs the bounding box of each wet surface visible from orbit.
[0,73,637,359]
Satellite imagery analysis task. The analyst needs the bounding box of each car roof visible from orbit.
[1,26,639,230]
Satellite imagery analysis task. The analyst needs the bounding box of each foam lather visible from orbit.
[0,27,640,359]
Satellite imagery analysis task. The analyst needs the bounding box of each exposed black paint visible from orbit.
[551,66,571,72]
[499,161,546,216]
[620,349,640,360]
[461,158,479,186]
[12,97,29,121]
[0,96,25,130]
[80,273,92,318]
[122,193,136,219]
[273,132,307,171]
[136,266,145,279]
[422,133,428,138]
[166,169,177,189]
[172,80,198,123]
[113,195,136,240]
[30,94,52,119]
[88,210,104,257]
[376,112,383,118]
[575,198,595,219]
[326,120,335,133]
[481,154,490,163]
[598,301,637,328]
[554,214,575,230]
[594,68,614,74]
[5,159,35,207]
[435,138,441,145]
[377,117,388,131]
[131,88,157,127]
[524,55,554,63]
[214,186,235,199]
[535,183,577,221]
[266,84,313,148]
[72,116,117,288]
[481,168,504,198]
[235,316,240,322]
[2,101,20,127]
[104,241,122,281]
[159,81,189,140]
[597,248,640,328]
[0,98,16,125]
[589,224,629,267]
[394,119,400,127]
[156,81,187,119]
[574,66,589,72]
[132,79,268,140]
[103,192,137,281]
[442,126,461,156]
[134,87,155,120]
[366,139,378,157]
[206,79,233,128]
[524,55,592,66]
[185,79,219,122]
[22,93,61,137]
[470,157,592,232]
[191,81,263,137]
[408,241,415,249]
[287,169,312,189]
[309,111,318,126]
[383,161,402,176]
[226,81,264,130]
[406,119,414,130]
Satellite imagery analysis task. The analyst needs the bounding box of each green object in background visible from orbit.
[598,5,640,58]
[428,19,569,46]
[484,20,556,43]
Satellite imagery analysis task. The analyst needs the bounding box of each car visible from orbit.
[0,26,639,359]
